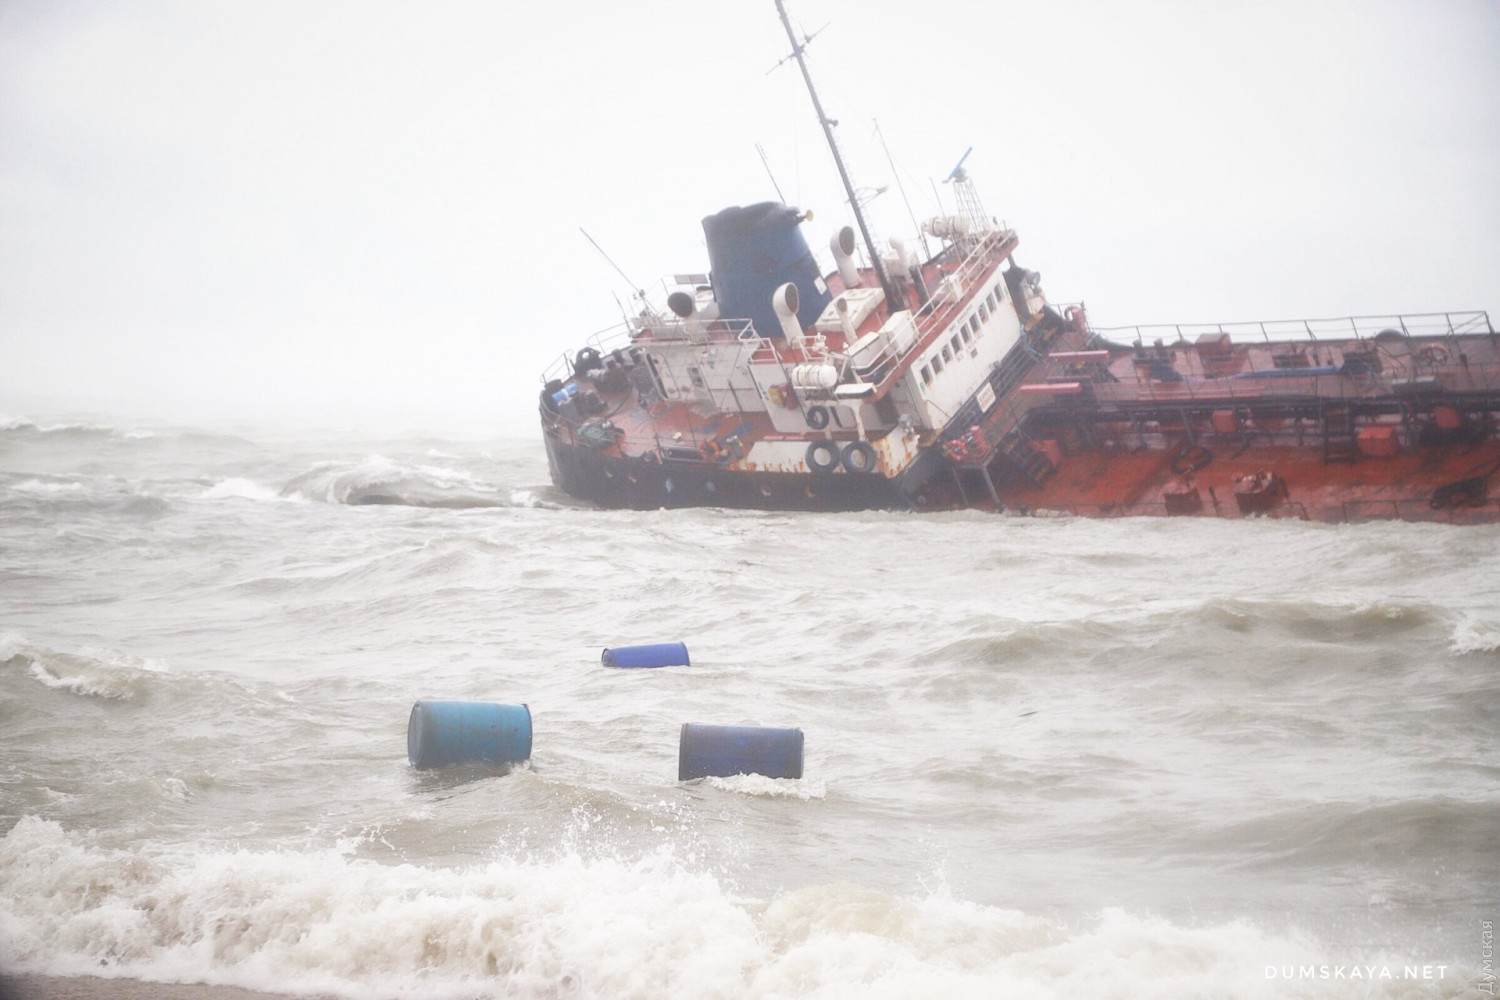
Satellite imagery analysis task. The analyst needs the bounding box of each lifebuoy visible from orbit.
[944,438,969,462]
[700,440,724,462]
[1170,445,1213,475]
[1418,344,1450,365]
[805,405,831,430]
[806,440,840,473]
[842,441,878,474]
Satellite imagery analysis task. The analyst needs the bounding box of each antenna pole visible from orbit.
[875,119,930,262]
[580,227,647,306]
[756,142,787,203]
[773,0,899,310]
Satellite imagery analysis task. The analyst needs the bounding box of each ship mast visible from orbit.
[773,0,900,310]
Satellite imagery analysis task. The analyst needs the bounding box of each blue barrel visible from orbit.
[678,723,804,781]
[407,700,532,769]
[601,642,690,668]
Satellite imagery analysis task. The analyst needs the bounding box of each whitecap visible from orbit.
[0,819,1357,1000]
[9,479,86,496]
[198,478,281,502]
[704,774,828,800]
[1451,615,1500,654]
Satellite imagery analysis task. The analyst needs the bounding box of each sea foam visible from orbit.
[0,817,1458,1000]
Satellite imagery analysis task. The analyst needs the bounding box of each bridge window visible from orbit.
[920,364,933,384]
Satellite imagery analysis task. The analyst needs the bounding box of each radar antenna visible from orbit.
[943,146,989,237]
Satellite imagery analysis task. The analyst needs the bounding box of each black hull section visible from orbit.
[543,434,946,512]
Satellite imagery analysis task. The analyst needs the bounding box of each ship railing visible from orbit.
[1077,367,1500,407]
[541,320,637,385]
[1088,373,1346,405]
[1091,310,1493,347]
[1012,501,1312,519]
[543,317,758,386]
[910,229,1014,337]
[1341,498,1500,524]
[1063,333,1500,406]
[795,230,1015,397]
[1018,498,1498,524]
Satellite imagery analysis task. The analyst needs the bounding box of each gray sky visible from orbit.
[3,0,1497,433]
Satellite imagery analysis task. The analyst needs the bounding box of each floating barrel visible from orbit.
[702,203,831,340]
[407,700,532,769]
[601,642,690,668]
[678,723,804,781]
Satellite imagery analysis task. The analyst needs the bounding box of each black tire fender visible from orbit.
[806,440,840,473]
[841,441,878,474]
[1171,445,1213,475]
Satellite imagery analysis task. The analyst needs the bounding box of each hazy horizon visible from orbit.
[4,0,1498,436]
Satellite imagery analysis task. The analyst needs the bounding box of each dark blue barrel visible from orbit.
[601,642,690,668]
[702,203,831,339]
[407,700,532,769]
[678,723,804,781]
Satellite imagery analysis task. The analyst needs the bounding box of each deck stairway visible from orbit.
[945,357,1067,491]
[993,425,1054,485]
[1322,402,1357,464]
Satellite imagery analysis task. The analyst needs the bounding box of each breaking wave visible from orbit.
[279,456,511,508]
[1450,615,1500,655]
[0,634,170,702]
[197,477,285,502]
[1,816,1441,1000]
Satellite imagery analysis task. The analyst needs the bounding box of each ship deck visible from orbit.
[957,312,1500,523]
[985,439,1500,524]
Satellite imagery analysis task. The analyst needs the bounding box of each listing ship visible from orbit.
[538,2,1500,524]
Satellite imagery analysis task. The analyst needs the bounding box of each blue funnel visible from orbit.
[703,203,831,339]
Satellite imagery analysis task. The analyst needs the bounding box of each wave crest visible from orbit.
[2,636,170,701]
[1451,616,1500,655]
[0,818,1391,999]
[280,456,510,508]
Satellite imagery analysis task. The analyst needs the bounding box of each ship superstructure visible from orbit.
[537,2,1499,523]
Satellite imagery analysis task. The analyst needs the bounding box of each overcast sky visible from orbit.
[2,0,1497,433]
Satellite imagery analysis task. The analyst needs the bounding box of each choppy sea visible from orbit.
[1,414,1496,999]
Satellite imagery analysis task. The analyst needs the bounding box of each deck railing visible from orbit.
[1091,310,1493,347]
[1013,497,1499,525]
[910,229,1014,337]
[1038,310,1500,407]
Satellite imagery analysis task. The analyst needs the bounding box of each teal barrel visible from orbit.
[678,723,804,780]
[601,642,690,668]
[407,700,532,769]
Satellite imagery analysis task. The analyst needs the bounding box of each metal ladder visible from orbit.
[1322,403,1357,463]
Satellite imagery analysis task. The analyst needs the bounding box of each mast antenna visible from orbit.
[756,142,787,203]
[874,119,930,262]
[772,0,900,311]
[580,227,648,308]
